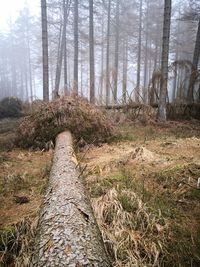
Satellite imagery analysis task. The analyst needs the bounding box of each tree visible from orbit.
[187,18,200,103]
[136,0,143,103]
[113,0,120,104]
[41,0,49,101]
[54,0,70,98]
[89,0,95,103]
[105,0,111,106]
[73,0,79,95]
[157,0,172,121]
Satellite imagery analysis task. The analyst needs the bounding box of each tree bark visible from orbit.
[100,12,104,105]
[113,0,120,104]
[73,0,79,95]
[54,0,70,98]
[157,0,171,121]
[31,131,111,267]
[136,0,143,103]
[64,0,70,96]
[41,0,49,102]
[89,0,95,104]
[122,38,128,104]
[143,0,149,103]
[187,18,200,103]
[105,0,111,106]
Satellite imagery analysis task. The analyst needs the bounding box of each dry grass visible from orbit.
[0,118,53,266]
[92,188,168,267]
[80,122,200,266]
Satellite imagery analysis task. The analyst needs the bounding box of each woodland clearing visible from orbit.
[0,118,200,266]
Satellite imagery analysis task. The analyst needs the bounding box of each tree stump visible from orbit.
[31,131,111,267]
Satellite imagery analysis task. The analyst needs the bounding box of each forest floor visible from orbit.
[0,118,200,266]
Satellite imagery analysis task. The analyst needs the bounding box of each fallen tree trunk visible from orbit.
[31,131,111,267]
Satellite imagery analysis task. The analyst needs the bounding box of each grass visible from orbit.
[1,117,200,266]
[0,118,52,266]
[110,121,200,145]
[84,146,200,266]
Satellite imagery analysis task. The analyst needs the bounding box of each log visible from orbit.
[31,131,111,267]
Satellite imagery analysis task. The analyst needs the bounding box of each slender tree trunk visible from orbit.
[143,0,149,103]
[122,38,128,104]
[89,0,95,103]
[105,0,111,106]
[41,0,49,101]
[27,35,33,102]
[157,0,171,121]
[100,14,104,105]
[54,0,70,98]
[187,18,200,103]
[113,0,120,104]
[73,0,79,95]
[80,49,83,97]
[64,19,68,96]
[64,0,70,96]
[136,0,143,103]
[24,64,29,101]
[172,49,179,102]
[54,23,62,98]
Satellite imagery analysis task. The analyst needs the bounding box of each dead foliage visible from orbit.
[16,97,114,149]
[92,188,169,267]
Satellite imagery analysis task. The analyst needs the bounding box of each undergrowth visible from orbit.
[86,165,200,266]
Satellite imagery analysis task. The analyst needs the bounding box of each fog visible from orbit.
[0,0,199,104]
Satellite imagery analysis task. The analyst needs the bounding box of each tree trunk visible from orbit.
[187,18,200,103]
[157,0,171,121]
[122,38,128,104]
[89,0,95,104]
[105,0,111,106]
[64,0,70,96]
[143,0,149,103]
[41,0,49,102]
[31,131,111,267]
[73,0,79,95]
[113,0,120,104]
[100,13,104,105]
[136,0,143,103]
[54,0,70,98]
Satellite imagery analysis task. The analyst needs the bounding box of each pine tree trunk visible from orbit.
[31,131,111,267]
[64,0,70,96]
[89,0,95,104]
[157,0,171,121]
[143,0,149,103]
[41,0,49,102]
[187,18,200,103]
[105,0,111,106]
[73,0,79,95]
[136,0,143,103]
[100,13,104,105]
[113,0,120,104]
[122,38,128,104]
[54,0,69,98]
